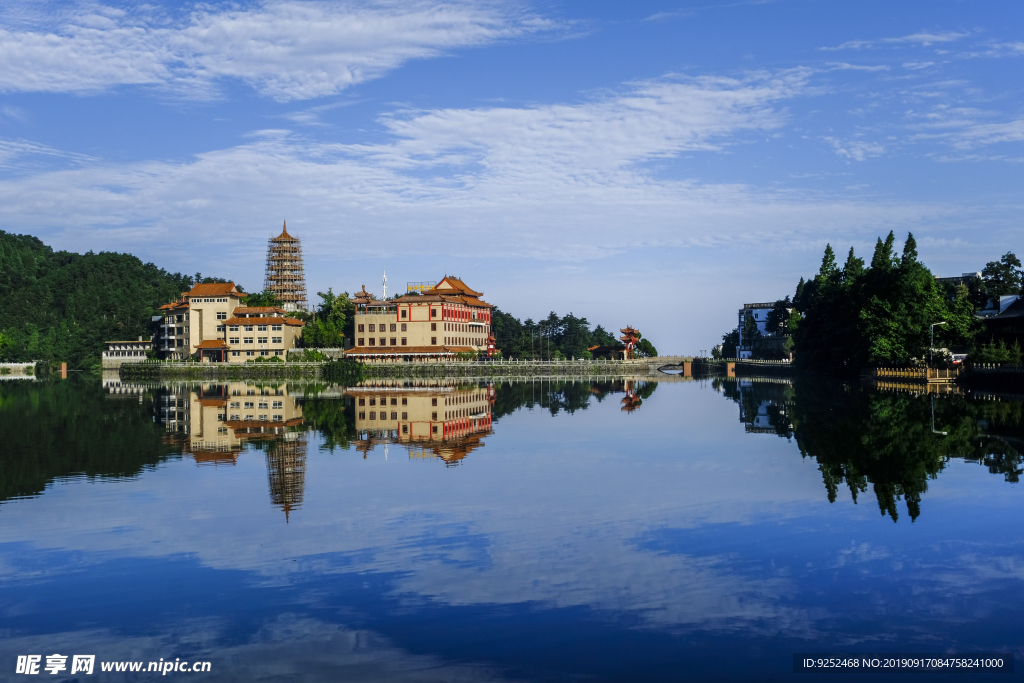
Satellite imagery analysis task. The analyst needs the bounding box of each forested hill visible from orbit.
[0,230,193,368]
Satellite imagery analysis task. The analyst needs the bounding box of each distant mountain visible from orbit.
[0,231,193,368]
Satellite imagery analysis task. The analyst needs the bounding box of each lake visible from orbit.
[1,376,1021,681]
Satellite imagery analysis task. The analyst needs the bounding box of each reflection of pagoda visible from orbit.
[621,380,642,413]
[620,326,639,358]
[266,433,307,522]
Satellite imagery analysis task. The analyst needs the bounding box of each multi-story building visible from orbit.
[155,282,304,361]
[737,302,776,359]
[346,276,495,362]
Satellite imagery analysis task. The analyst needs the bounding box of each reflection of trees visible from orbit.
[301,395,356,451]
[0,380,181,502]
[788,379,1023,522]
[490,379,657,419]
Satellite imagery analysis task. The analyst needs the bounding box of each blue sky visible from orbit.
[0,0,1021,351]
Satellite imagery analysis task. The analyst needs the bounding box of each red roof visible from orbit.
[223,316,303,326]
[187,282,242,298]
[195,339,230,349]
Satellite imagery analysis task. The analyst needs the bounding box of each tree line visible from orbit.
[717,231,1022,371]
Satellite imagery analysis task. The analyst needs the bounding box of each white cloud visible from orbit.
[825,62,890,72]
[0,69,937,264]
[823,136,886,161]
[0,1,555,101]
[908,105,1024,150]
[822,31,971,51]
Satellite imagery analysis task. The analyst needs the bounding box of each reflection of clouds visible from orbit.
[2,392,1022,647]
[0,615,513,682]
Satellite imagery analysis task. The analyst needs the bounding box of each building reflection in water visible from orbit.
[347,381,494,466]
[154,382,306,520]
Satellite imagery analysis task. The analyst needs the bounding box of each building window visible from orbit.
[260,351,269,356]
[244,337,254,344]
[368,324,375,332]
[401,323,407,331]
[258,337,268,344]
[216,312,227,320]
[232,351,240,356]
[369,411,376,420]
[217,325,225,332]
[273,414,283,421]
[432,425,438,433]
[358,338,364,346]
[402,424,408,434]
[272,336,282,344]
[431,309,437,318]
[244,414,254,420]
[390,338,396,346]
[401,338,407,345]
[401,310,407,319]
[246,351,254,356]
[230,414,240,421]
[391,411,398,420]
[359,412,365,420]
[359,398,365,406]
[272,324,282,331]
[432,412,437,420]
[229,325,239,332]
[369,398,376,406]
[431,337,437,345]
[380,337,386,346]
[274,350,282,356]
[390,398,397,406]
[257,325,268,332]
[229,337,240,344]
[389,324,396,332]
[244,325,254,332]
[401,397,407,405]
[358,324,364,333]
[431,323,437,331]
[431,398,437,406]
[230,402,240,408]
[258,401,269,409]
[244,401,255,409]
[368,338,375,346]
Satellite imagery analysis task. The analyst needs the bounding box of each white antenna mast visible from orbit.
[382,269,387,300]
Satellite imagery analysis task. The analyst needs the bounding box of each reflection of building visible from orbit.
[347,381,494,466]
[732,379,794,436]
[347,276,494,362]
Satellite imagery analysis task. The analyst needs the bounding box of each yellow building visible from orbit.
[346,276,495,362]
[347,382,494,465]
[157,282,304,362]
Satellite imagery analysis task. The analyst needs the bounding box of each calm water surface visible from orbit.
[1,376,1022,681]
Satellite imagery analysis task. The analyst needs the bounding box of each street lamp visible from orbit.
[929,322,947,365]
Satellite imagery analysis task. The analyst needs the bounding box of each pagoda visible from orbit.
[264,221,307,312]
[620,326,640,358]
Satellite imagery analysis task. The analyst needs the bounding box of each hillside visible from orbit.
[0,231,193,368]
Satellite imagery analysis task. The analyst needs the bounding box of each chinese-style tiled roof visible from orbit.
[270,220,297,242]
[186,282,242,298]
[385,292,492,308]
[159,301,189,310]
[223,316,304,326]
[195,339,230,349]
[434,275,483,297]
[345,346,477,356]
[233,306,287,315]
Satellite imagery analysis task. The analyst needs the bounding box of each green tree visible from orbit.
[244,290,284,308]
[982,251,1023,299]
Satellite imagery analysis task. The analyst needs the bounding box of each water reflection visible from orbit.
[717,376,1024,521]
[2,376,1023,681]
